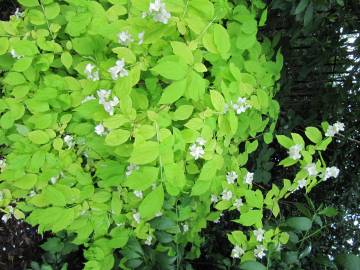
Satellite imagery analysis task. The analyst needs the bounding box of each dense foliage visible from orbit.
[0,0,356,269]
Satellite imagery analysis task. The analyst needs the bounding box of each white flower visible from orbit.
[297,179,307,189]
[196,137,206,146]
[231,245,245,258]
[305,163,317,176]
[95,123,106,136]
[325,121,345,137]
[182,223,189,233]
[141,11,147,18]
[1,214,9,223]
[0,159,6,172]
[324,166,340,180]
[254,245,266,259]
[108,59,128,80]
[213,217,220,223]
[155,211,163,217]
[221,189,233,201]
[334,122,345,132]
[244,172,254,185]
[189,144,204,160]
[14,8,24,19]
[133,212,141,224]
[81,95,96,104]
[231,97,252,115]
[145,235,152,245]
[0,191,3,200]
[97,89,112,104]
[84,63,100,81]
[126,164,139,176]
[288,144,302,160]
[224,104,230,113]
[138,32,145,45]
[254,228,265,242]
[10,49,22,59]
[226,171,238,184]
[148,0,171,24]
[50,175,59,185]
[29,190,37,197]
[134,190,143,199]
[118,31,133,46]
[210,194,218,203]
[64,135,75,148]
[233,198,243,210]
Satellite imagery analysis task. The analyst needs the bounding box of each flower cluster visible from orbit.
[324,166,340,180]
[10,49,23,59]
[325,121,345,137]
[224,97,252,115]
[226,171,238,184]
[288,144,302,160]
[118,31,144,46]
[81,95,96,104]
[0,159,6,172]
[97,89,119,116]
[189,137,206,160]
[126,164,140,177]
[231,245,244,258]
[305,163,317,176]
[64,135,75,149]
[145,0,171,24]
[95,123,107,136]
[108,59,128,80]
[244,172,254,185]
[84,63,100,81]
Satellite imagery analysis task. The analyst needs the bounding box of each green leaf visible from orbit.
[105,129,130,146]
[12,40,39,56]
[44,3,60,20]
[61,52,73,69]
[319,207,338,217]
[335,254,360,270]
[13,174,37,189]
[295,0,310,14]
[240,261,266,270]
[171,41,193,64]
[152,57,188,80]
[304,2,314,26]
[129,141,159,165]
[286,217,312,231]
[210,90,225,112]
[305,127,323,144]
[3,72,26,85]
[112,47,136,64]
[276,135,293,148]
[173,105,194,121]
[139,185,164,220]
[13,57,33,72]
[0,38,9,55]
[159,79,187,104]
[213,24,231,55]
[28,130,50,145]
[18,0,39,7]
[238,210,262,226]
[259,9,268,27]
[124,167,159,191]
[43,186,66,206]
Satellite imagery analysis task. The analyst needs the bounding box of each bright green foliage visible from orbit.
[0,0,338,269]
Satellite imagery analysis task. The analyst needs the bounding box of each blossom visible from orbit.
[189,144,205,160]
[50,175,59,185]
[297,179,307,189]
[145,235,152,245]
[0,191,3,200]
[231,97,252,115]
[126,163,140,176]
[324,166,340,180]
[182,223,189,233]
[14,8,24,19]
[226,171,238,184]
[118,31,133,46]
[0,159,6,172]
[97,89,112,103]
[1,206,14,223]
[108,59,128,80]
[97,89,120,116]
[138,32,145,45]
[133,212,141,224]
[288,144,302,160]
[81,95,96,104]
[233,198,243,210]
[244,172,254,185]
[133,190,143,199]
[10,49,23,59]
[84,63,99,81]
[253,228,265,242]
[325,121,345,137]
[29,190,37,197]
[305,163,317,176]
[95,123,106,136]
[196,137,206,146]
[64,135,75,149]
[155,211,163,217]
[221,189,233,201]
[254,245,266,259]
[210,194,218,203]
[231,245,245,258]
[148,0,171,24]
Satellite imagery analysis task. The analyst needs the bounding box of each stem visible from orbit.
[39,0,55,40]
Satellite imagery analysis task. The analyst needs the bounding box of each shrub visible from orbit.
[0,0,342,269]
